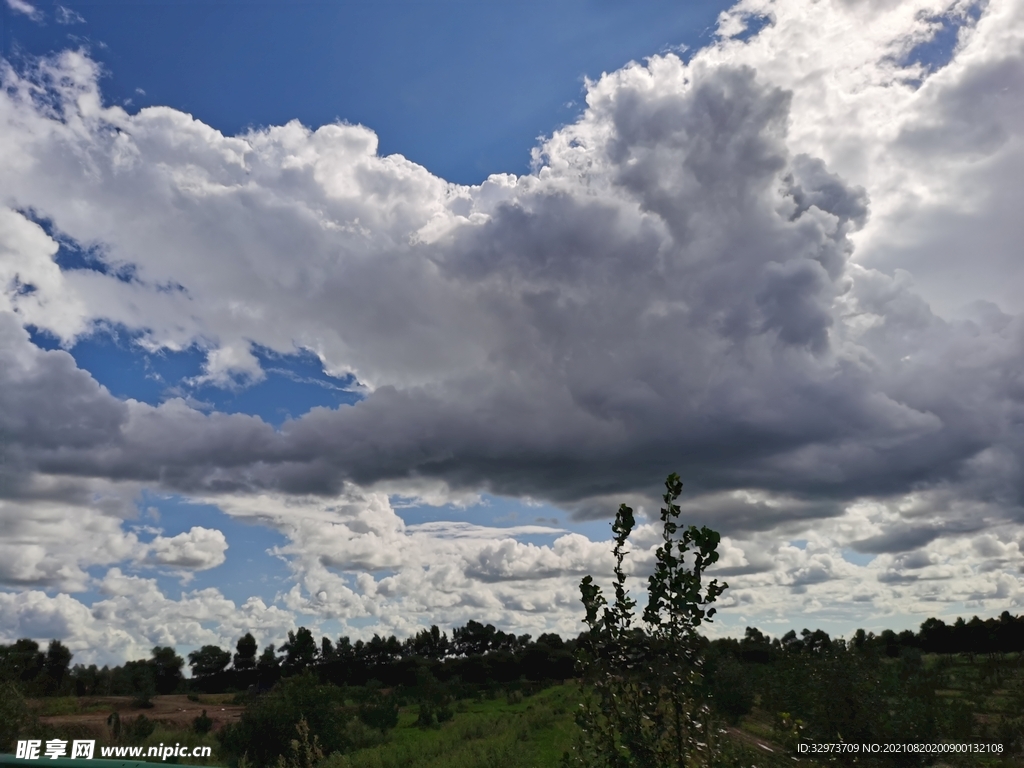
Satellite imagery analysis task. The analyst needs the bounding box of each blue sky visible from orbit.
[1,0,727,184]
[1,0,1022,666]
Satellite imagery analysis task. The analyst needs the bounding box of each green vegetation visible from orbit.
[319,684,578,768]
[8,653,1024,767]
[568,473,727,767]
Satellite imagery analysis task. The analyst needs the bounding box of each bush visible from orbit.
[358,689,399,733]
[219,672,347,768]
[193,709,214,735]
[275,717,322,768]
[341,717,388,750]
[0,681,34,752]
[707,655,753,724]
[123,714,156,740]
[413,667,454,728]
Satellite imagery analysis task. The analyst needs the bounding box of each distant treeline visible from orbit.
[716,610,1024,662]
[3,610,1024,698]
[0,621,575,698]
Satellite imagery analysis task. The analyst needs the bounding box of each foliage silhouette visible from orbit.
[565,473,727,768]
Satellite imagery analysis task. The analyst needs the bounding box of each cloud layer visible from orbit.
[1,0,1023,659]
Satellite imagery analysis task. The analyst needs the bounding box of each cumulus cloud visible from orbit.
[0,0,1023,649]
[0,579,295,666]
[146,526,228,571]
[202,489,605,639]
[0,474,144,592]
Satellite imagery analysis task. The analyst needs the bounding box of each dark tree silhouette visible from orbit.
[188,645,231,677]
[234,632,258,670]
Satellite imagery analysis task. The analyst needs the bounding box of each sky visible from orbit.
[1,0,1023,668]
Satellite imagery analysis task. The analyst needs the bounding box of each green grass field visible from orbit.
[321,684,578,768]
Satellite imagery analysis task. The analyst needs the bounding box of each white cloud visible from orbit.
[204,489,607,637]
[0,476,145,592]
[0,578,295,667]
[5,0,40,21]
[146,526,228,571]
[55,5,84,24]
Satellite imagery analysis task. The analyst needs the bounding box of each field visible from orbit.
[31,694,244,737]
[17,654,1024,768]
[25,684,789,768]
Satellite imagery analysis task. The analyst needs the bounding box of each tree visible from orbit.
[0,639,45,685]
[452,620,497,657]
[150,647,185,694]
[358,683,400,733]
[320,637,335,662]
[281,628,318,674]
[254,643,282,692]
[566,473,727,768]
[406,625,451,660]
[43,640,73,691]
[188,645,232,678]
[234,633,258,670]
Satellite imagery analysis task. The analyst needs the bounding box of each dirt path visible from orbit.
[36,695,244,737]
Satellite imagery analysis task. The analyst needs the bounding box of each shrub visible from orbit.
[275,717,322,768]
[193,709,214,735]
[0,681,34,752]
[219,672,346,767]
[358,689,399,733]
[413,667,454,728]
[123,714,156,741]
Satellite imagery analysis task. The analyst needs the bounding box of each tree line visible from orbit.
[3,611,1024,700]
[0,621,576,698]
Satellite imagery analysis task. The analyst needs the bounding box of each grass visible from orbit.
[321,684,578,768]
[25,656,1024,768]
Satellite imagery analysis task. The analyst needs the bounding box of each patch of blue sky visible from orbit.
[1,0,726,186]
[902,2,983,74]
[27,324,361,427]
[842,549,875,567]
[231,345,363,426]
[133,492,294,608]
[727,13,773,43]
[19,210,138,283]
